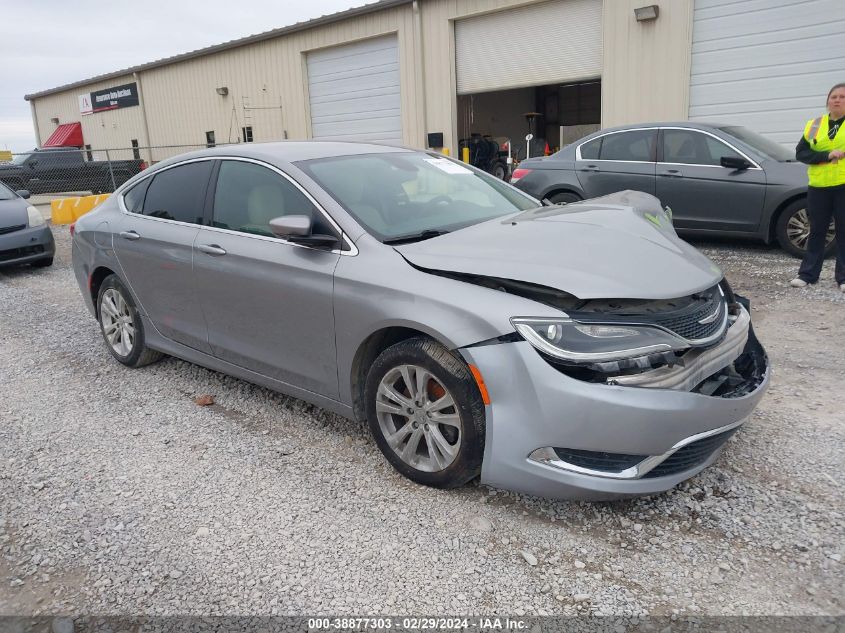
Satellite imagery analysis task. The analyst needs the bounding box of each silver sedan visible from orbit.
[71,142,769,500]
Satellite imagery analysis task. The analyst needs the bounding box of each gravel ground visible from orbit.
[0,225,842,618]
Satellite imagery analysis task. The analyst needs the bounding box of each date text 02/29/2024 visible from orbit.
[307,617,530,630]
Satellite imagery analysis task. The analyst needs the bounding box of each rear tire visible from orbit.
[491,161,508,181]
[97,275,163,368]
[548,191,581,205]
[364,337,486,489]
[31,257,53,268]
[775,199,836,258]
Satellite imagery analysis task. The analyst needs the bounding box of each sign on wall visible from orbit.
[79,94,93,116]
[79,82,139,115]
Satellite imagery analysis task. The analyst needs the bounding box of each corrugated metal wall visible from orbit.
[30,4,421,157]
[31,74,147,153]
[688,0,845,146]
[601,0,694,127]
[29,0,698,157]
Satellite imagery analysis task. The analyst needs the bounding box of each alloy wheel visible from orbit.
[375,364,461,472]
[786,208,835,252]
[100,288,135,357]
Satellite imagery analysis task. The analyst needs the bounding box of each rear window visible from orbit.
[141,161,213,224]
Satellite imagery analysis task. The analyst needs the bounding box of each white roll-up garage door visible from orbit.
[307,35,402,144]
[455,0,601,95]
[689,0,845,146]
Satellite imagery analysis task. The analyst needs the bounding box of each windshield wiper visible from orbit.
[383,229,450,245]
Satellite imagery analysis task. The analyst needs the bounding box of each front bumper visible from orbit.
[0,224,55,267]
[460,324,769,501]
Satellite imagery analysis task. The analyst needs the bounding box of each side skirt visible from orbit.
[141,316,355,420]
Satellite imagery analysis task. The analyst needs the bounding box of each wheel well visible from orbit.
[768,194,806,243]
[350,327,433,423]
[89,266,117,317]
[545,188,582,201]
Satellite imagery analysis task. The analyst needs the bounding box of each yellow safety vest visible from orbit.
[803,114,845,188]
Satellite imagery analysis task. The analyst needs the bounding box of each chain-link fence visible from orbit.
[0,144,214,198]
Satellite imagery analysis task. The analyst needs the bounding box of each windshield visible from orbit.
[0,181,15,200]
[296,152,538,242]
[719,126,793,161]
[11,153,31,165]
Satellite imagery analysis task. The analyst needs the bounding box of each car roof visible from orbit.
[592,121,736,135]
[159,140,415,166]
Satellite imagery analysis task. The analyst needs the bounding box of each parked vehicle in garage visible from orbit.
[511,122,833,257]
[71,142,768,500]
[0,148,147,195]
[0,182,55,268]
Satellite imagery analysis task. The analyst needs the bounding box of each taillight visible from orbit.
[69,223,76,237]
[140,161,148,170]
[510,168,532,183]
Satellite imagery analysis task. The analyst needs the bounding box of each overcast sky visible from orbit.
[0,0,371,152]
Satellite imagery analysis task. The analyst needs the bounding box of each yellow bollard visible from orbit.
[50,198,76,225]
[442,147,450,156]
[462,147,470,163]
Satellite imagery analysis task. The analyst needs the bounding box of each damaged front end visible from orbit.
[517,283,767,399]
[446,270,767,399]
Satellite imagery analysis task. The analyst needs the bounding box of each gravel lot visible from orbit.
[1,223,842,619]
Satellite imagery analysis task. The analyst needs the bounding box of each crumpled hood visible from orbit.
[0,198,29,230]
[396,190,723,300]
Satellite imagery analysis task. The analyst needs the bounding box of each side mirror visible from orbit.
[15,189,31,199]
[269,215,339,248]
[720,156,750,170]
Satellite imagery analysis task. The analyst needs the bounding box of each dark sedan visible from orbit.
[0,182,55,268]
[511,122,834,257]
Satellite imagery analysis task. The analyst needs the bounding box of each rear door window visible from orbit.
[141,161,213,224]
[599,130,656,162]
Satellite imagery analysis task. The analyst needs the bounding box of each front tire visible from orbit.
[548,191,581,205]
[775,199,836,258]
[97,275,163,368]
[364,337,486,489]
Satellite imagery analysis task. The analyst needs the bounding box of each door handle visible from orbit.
[580,164,599,172]
[659,169,683,178]
[198,244,227,256]
[119,230,140,241]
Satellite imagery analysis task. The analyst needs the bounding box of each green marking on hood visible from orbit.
[644,212,662,228]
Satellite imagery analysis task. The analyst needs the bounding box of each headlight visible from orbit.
[26,206,45,227]
[511,317,688,363]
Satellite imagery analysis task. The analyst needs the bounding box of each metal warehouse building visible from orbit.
[24,0,845,162]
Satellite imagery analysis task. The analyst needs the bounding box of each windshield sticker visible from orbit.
[424,158,473,175]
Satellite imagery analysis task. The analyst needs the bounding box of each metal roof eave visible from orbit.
[24,0,412,101]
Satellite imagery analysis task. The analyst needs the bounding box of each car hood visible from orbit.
[395,190,723,300]
[0,198,29,229]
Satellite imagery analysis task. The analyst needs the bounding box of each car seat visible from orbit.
[243,184,287,236]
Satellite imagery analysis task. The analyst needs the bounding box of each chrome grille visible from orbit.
[651,291,726,342]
